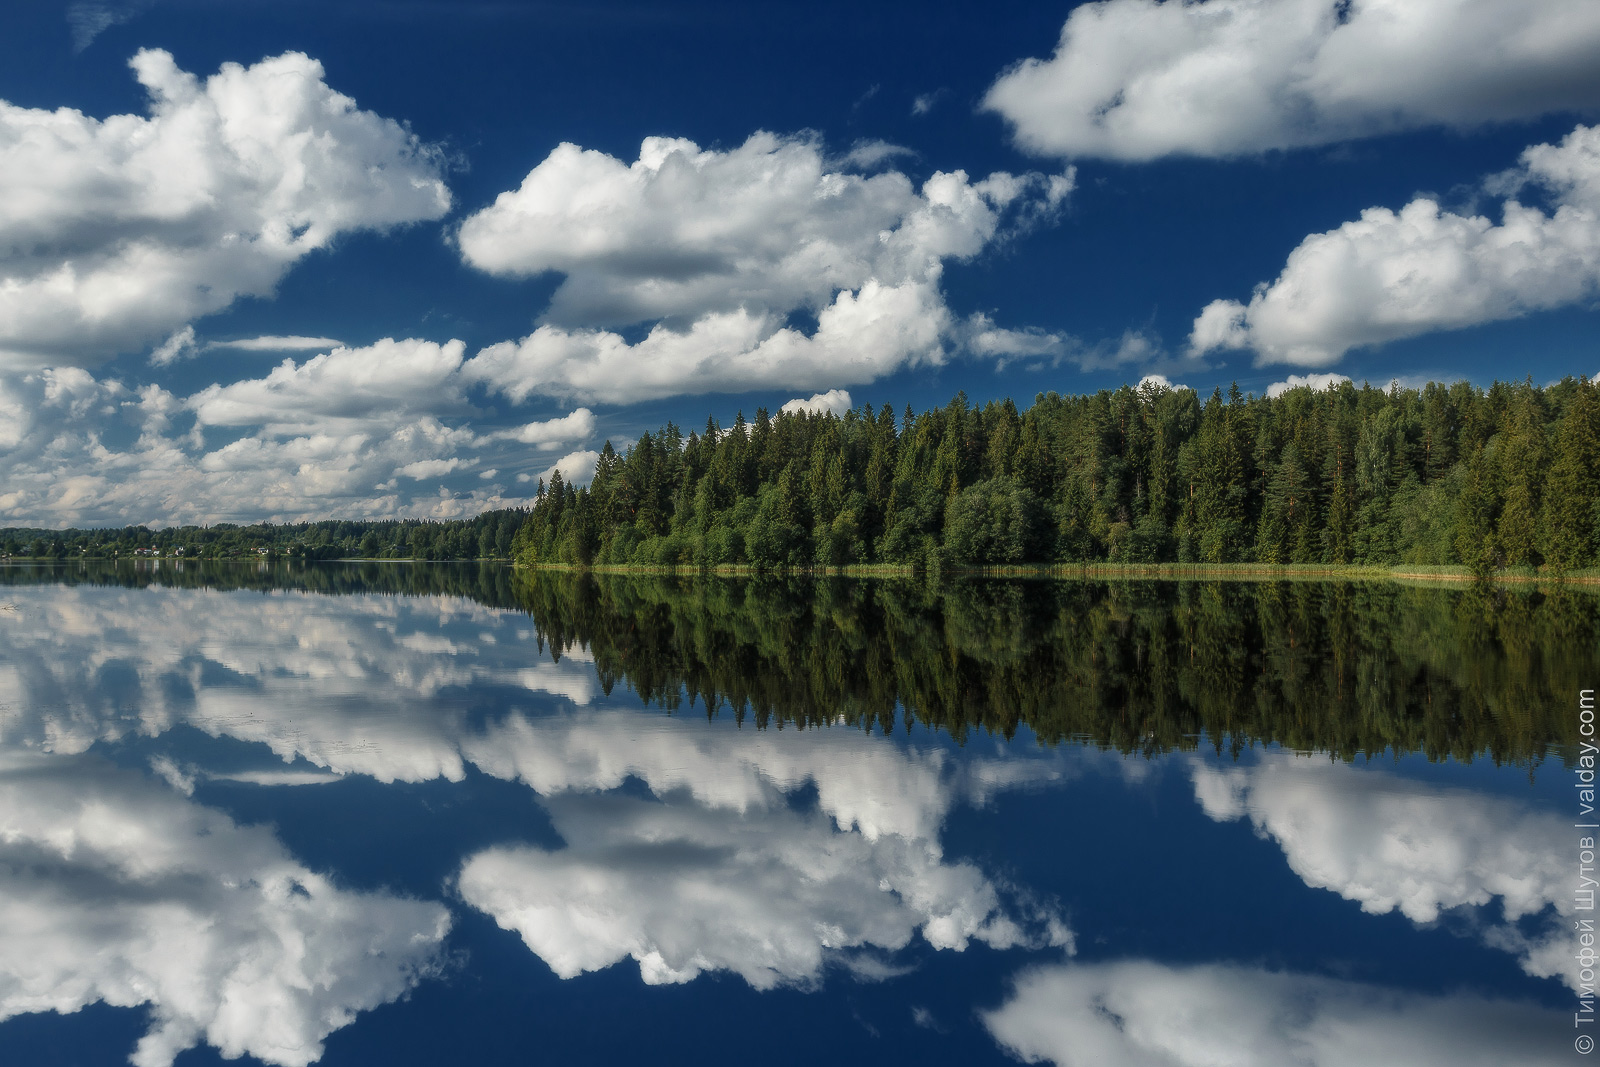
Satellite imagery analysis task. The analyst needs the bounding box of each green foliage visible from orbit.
[1545,379,1600,571]
[944,477,1048,565]
[514,377,1600,575]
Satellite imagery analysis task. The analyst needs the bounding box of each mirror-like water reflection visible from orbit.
[984,960,1559,1067]
[0,750,449,1067]
[0,562,1584,1065]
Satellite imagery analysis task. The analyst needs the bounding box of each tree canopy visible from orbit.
[515,377,1600,575]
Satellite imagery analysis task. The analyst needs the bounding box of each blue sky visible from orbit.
[3,0,1599,526]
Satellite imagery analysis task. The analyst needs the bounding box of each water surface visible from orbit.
[0,562,1588,1066]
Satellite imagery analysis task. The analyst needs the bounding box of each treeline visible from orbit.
[514,571,1591,763]
[0,558,528,608]
[514,377,1600,574]
[1,510,527,561]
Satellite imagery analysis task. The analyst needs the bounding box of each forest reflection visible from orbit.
[512,571,1591,763]
[2,561,1590,762]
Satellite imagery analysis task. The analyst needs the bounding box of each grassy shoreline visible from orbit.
[514,560,1600,586]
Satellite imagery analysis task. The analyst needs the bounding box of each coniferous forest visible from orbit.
[514,377,1600,575]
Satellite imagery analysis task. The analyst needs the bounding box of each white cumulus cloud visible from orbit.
[497,408,598,447]
[985,0,1600,161]
[536,448,601,488]
[457,133,1071,403]
[0,49,449,369]
[1265,372,1351,397]
[1191,122,1600,366]
[188,338,469,432]
[1135,373,1191,392]
[0,340,606,524]
[781,389,853,416]
[463,280,955,405]
[0,368,554,526]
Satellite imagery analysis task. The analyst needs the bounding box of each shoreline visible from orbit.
[8,556,1600,586]
[513,560,1600,586]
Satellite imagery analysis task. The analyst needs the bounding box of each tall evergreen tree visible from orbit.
[1545,378,1600,570]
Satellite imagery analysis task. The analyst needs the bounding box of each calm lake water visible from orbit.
[0,561,1590,1066]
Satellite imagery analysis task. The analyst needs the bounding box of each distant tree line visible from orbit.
[514,377,1600,575]
[0,510,527,562]
[0,558,528,606]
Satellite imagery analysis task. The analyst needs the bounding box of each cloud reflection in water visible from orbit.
[0,750,449,1067]
[1191,754,1571,988]
[983,959,1566,1067]
[0,580,1573,1064]
[0,582,1075,1012]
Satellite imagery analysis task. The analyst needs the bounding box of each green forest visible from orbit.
[515,376,1600,576]
[0,510,526,561]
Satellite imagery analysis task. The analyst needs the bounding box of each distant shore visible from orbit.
[0,556,509,564]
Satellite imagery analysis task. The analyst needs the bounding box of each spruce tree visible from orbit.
[1544,379,1600,569]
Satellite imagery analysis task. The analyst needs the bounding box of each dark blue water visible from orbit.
[0,572,1582,1066]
